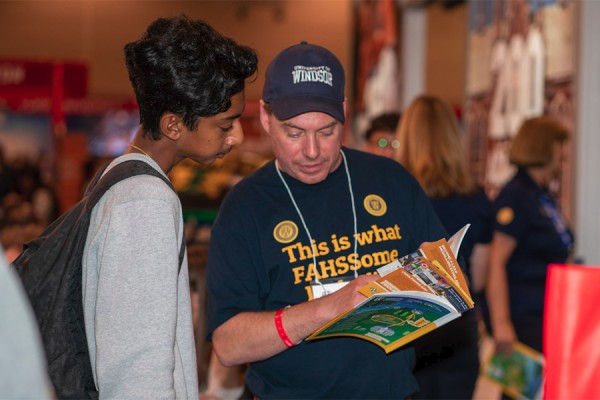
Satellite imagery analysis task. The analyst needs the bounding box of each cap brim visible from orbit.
[270,95,345,123]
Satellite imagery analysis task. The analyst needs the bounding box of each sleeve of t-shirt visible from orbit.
[493,185,528,241]
[206,192,263,339]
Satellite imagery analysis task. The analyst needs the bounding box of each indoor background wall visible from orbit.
[425,1,467,108]
[0,0,354,102]
[0,0,467,109]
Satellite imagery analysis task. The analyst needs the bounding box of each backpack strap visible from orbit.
[85,159,186,270]
[83,162,111,196]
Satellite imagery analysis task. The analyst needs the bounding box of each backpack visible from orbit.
[12,159,185,399]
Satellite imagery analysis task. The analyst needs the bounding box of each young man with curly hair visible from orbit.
[82,15,257,398]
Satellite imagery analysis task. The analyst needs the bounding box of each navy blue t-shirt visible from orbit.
[493,168,574,316]
[207,148,447,399]
[430,187,493,286]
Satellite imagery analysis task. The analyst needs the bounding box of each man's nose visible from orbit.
[303,134,319,159]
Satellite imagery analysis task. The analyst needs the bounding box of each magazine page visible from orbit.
[448,223,470,258]
[419,239,472,301]
[396,250,472,313]
[306,291,461,354]
[375,225,469,283]
[482,341,544,400]
[359,260,437,298]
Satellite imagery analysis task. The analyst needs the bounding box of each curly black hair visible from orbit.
[124,15,258,140]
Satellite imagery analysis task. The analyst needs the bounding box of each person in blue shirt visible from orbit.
[395,95,493,399]
[486,116,574,355]
[206,42,448,399]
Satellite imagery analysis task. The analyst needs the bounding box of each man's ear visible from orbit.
[259,100,271,136]
[160,113,181,141]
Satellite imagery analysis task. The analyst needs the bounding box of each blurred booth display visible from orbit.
[464,0,576,221]
[0,59,87,103]
[0,106,139,214]
[0,58,139,213]
[0,111,53,163]
[352,0,401,148]
[0,59,87,136]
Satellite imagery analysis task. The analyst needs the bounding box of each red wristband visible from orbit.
[274,306,295,348]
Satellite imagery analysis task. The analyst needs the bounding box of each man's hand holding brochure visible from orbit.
[306,224,473,354]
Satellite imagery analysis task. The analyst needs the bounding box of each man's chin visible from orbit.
[296,171,328,185]
[193,148,232,167]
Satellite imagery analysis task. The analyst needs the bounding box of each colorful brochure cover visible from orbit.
[482,341,544,400]
[306,225,473,354]
[307,291,460,354]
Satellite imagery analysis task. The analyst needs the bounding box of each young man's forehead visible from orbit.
[215,92,246,120]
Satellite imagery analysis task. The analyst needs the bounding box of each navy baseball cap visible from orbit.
[262,41,345,123]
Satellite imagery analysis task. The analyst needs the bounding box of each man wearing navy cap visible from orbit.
[206,42,447,398]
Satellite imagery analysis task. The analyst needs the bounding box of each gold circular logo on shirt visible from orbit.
[364,194,387,216]
[497,207,514,225]
[273,220,298,244]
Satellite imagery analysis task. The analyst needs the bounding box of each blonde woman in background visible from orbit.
[395,95,493,399]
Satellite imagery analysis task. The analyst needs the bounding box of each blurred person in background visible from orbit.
[395,95,493,399]
[364,111,401,158]
[0,245,53,399]
[0,144,17,204]
[13,157,60,228]
[485,116,574,355]
[0,154,58,263]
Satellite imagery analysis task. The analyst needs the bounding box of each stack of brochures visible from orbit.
[306,225,474,354]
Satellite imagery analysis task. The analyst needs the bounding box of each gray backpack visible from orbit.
[12,160,184,399]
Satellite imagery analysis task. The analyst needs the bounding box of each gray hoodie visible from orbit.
[83,154,198,399]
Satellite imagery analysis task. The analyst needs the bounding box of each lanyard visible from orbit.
[276,149,359,291]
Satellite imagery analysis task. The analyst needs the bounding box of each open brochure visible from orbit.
[481,340,544,400]
[306,224,473,354]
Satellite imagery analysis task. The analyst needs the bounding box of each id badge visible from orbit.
[310,276,355,299]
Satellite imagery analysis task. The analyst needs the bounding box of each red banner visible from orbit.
[544,263,600,399]
[0,59,88,105]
